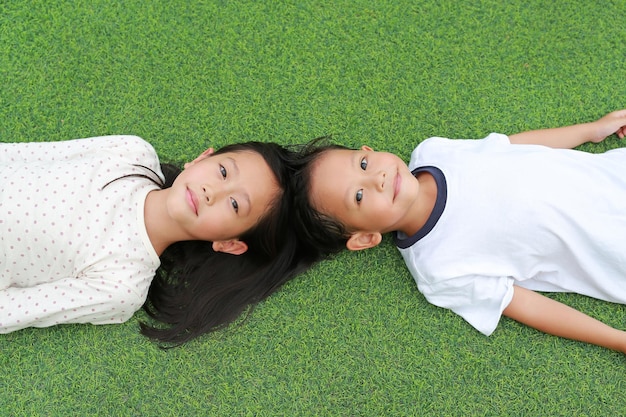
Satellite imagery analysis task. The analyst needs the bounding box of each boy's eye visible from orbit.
[355,189,363,203]
[360,157,368,170]
[220,165,227,178]
[230,198,239,213]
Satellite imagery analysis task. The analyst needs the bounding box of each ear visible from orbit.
[212,239,249,255]
[345,231,382,251]
[361,145,373,151]
[184,147,215,169]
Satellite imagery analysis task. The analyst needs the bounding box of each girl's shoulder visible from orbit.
[1,135,156,166]
[77,135,156,153]
[69,135,159,164]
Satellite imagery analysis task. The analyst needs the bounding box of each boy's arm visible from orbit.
[508,109,626,149]
[502,285,626,354]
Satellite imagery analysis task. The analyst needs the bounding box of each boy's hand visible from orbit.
[509,109,626,149]
[590,109,626,142]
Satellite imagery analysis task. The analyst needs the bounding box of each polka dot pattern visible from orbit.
[0,136,162,332]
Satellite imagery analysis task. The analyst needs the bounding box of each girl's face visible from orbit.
[167,150,279,252]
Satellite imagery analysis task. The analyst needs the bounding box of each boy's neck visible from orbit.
[401,170,438,236]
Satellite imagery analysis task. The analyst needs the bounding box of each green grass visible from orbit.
[2,0,626,415]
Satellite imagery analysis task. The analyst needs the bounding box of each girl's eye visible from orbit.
[220,165,227,178]
[230,198,239,213]
[360,157,368,170]
[355,189,363,204]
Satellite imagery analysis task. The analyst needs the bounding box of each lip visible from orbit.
[393,171,401,202]
[186,187,198,215]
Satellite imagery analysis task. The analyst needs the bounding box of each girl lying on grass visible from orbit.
[292,109,626,354]
[1,136,309,345]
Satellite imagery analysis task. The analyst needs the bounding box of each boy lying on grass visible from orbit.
[293,109,626,354]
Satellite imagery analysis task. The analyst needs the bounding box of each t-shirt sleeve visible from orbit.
[419,274,515,336]
[0,135,158,168]
[409,133,512,171]
[0,275,146,333]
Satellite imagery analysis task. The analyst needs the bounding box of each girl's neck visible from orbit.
[143,189,179,256]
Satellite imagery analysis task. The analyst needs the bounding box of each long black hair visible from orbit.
[140,142,312,346]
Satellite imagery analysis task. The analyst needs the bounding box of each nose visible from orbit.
[366,170,385,192]
[202,186,212,204]
[201,184,226,205]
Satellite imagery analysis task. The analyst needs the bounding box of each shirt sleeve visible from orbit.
[0,276,146,333]
[419,274,516,336]
[0,135,158,168]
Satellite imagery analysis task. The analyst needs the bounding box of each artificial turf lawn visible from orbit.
[1,0,626,415]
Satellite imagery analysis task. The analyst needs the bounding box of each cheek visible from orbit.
[364,199,387,218]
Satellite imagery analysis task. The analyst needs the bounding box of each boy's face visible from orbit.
[309,146,421,249]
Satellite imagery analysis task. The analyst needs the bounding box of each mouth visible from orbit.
[186,187,198,215]
[393,171,401,202]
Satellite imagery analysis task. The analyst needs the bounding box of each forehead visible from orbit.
[311,148,353,182]
[310,149,355,209]
[225,150,280,198]
[220,150,273,175]
[312,148,355,173]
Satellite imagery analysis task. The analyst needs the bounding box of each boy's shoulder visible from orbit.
[408,133,512,175]
[417,133,510,148]
[412,133,510,161]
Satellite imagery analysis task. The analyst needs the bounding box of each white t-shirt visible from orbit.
[395,133,626,335]
[0,135,162,332]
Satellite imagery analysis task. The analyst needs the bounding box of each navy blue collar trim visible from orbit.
[393,166,447,249]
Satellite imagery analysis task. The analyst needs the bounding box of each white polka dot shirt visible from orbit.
[0,135,163,332]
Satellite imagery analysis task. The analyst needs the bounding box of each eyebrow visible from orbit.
[226,156,240,176]
[343,152,358,210]
[228,156,252,215]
